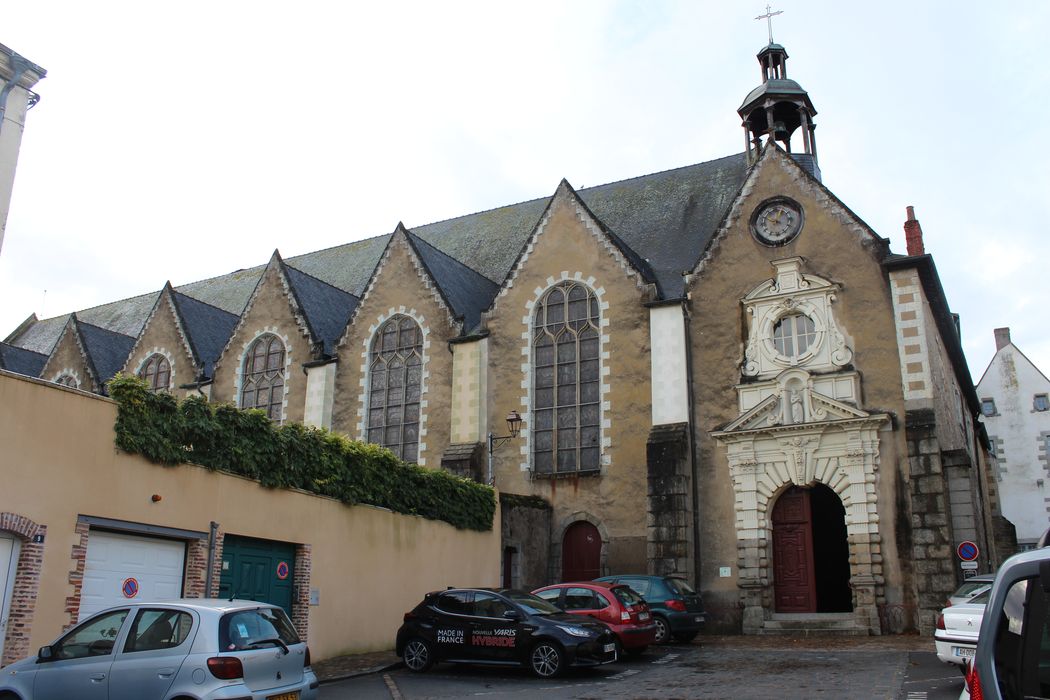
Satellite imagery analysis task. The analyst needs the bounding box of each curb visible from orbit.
[317,660,404,684]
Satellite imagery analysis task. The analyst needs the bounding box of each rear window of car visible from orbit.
[219,607,300,652]
[435,591,473,615]
[619,578,651,596]
[666,577,696,595]
[969,590,991,605]
[612,586,645,607]
[953,580,992,598]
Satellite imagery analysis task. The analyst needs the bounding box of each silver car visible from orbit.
[0,599,318,700]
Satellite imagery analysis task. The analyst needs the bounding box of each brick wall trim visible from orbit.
[0,512,46,666]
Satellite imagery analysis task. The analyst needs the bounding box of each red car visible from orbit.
[532,582,657,656]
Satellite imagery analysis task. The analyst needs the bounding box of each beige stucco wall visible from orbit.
[122,292,197,398]
[211,263,314,424]
[0,370,500,661]
[332,235,457,468]
[483,190,654,578]
[688,153,910,610]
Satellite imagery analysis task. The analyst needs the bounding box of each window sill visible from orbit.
[531,468,602,480]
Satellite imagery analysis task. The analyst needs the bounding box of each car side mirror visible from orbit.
[37,646,53,662]
[502,610,522,621]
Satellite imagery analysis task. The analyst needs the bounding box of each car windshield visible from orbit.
[613,586,645,606]
[219,607,300,651]
[667,577,696,595]
[505,591,562,616]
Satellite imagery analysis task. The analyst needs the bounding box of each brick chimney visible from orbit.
[904,205,925,256]
[994,327,1011,351]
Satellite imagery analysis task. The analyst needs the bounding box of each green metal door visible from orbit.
[219,535,295,616]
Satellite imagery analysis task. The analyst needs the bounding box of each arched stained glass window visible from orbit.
[240,334,286,420]
[138,353,171,392]
[367,315,423,462]
[54,374,78,388]
[533,282,601,474]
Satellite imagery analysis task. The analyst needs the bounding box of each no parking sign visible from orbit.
[957,541,979,561]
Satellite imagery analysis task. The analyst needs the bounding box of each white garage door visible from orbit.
[80,531,186,620]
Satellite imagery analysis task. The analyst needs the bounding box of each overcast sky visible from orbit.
[2,1,1048,382]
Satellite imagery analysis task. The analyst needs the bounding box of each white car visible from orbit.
[935,589,989,668]
[946,574,995,607]
[0,598,318,700]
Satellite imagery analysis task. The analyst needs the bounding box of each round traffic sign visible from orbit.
[957,541,979,561]
[122,577,139,598]
[276,561,290,580]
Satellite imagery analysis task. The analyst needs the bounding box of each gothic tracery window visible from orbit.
[240,333,286,420]
[54,374,78,388]
[533,281,601,475]
[367,315,423,462]
[138,353,171,392]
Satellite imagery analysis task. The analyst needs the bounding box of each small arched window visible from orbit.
[54,374,78,388]
[533,281,601,474]
[240,334,286,420]
[138,354,171,392]
[366,315,423,462]
[772,313,816,360]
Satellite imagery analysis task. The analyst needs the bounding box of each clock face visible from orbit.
[752,199,804,245]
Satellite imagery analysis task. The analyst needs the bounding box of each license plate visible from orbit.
[639,612,650,621]
[267,693,300,700]
[954,646,975,658]
[603,643,616,653]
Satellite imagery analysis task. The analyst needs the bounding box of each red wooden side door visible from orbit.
[561,522,601,582]
[772,487,817,612]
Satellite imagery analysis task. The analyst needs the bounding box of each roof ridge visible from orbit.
[409,152,748,233]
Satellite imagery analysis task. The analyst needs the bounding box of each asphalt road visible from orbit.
[319,645,967,700]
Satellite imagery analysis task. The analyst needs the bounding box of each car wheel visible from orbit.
[403,637,433,672]
[529,641,565,678]
[673,631,698,644]
[653,615,670,644]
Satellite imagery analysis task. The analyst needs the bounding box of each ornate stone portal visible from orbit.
[713,258,888,634]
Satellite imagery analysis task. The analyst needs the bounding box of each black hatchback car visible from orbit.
[396,588,618,677]
[594,575,706,644]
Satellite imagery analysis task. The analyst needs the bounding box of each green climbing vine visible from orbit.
[108,374,495,531]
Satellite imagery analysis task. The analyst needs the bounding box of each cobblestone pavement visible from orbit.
[308,633,928,684]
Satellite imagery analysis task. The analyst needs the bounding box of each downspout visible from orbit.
[682,298,703,588]
[0,56,30,127]
[204,521,219,598]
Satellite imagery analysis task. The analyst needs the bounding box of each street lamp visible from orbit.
[487,410,522,485]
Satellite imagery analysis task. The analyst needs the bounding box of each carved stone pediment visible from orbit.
[742,257,853,379]
[718,368,869,435]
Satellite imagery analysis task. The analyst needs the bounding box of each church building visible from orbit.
[2,39,1004,636]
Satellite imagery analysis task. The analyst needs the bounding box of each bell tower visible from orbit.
[738,8,820,180]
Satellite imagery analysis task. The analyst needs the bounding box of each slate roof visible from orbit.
[283,263,360,357]
[170,290,240,378]
[0,342,46,377]
[404,229,500,331]
[4,152,752,351]
[76,319,137,390]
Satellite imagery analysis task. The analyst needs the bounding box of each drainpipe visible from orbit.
[682,299,703,588]
[0,55,32,127]
[205,521,219,598]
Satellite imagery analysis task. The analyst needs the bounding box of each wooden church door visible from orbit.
[772,487,817,612]
[561,522,601,582]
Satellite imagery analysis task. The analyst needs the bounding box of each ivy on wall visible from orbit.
[108,374,495,531]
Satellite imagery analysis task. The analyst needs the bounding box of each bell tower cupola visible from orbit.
[738,7,820,180]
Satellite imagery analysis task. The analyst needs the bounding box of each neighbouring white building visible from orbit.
[0,43,46,256]
[977,328,1050,549]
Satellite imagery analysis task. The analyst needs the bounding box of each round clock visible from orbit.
[751,198,804,245]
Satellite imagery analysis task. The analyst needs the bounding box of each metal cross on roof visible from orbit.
[755,4,783,45]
